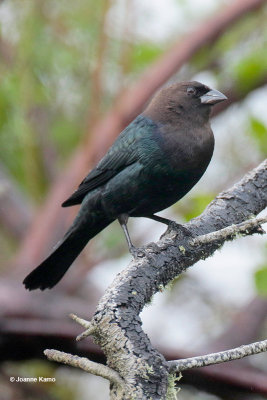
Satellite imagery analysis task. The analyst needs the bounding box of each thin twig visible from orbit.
[190,215,267,246]
[44,349,124,386]
[69,313,96,341]
[69,313,92,328]
[168,339,267,373]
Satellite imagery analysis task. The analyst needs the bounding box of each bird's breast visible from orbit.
[154,123,214,176]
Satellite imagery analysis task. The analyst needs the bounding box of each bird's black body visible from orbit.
[23,81,226,290]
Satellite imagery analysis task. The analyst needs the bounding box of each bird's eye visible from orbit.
[187,87,196,96]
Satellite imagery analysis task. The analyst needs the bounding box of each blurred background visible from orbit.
[0,0,267,399]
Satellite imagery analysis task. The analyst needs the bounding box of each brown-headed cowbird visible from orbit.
[23,81,227,290]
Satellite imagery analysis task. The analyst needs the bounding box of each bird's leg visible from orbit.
[118,215,153,258]
[147,214,192,238]
[118,214,136,254]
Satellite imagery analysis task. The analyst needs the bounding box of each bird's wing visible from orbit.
[62,117,149,207]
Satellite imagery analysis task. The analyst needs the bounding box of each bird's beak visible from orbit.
[200,89,227,105]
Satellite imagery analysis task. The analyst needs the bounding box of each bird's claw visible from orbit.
[129,245,146,258]
[167,222,192,238]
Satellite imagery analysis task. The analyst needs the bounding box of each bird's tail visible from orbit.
[23,193,113,290]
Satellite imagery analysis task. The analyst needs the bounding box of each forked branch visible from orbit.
[44,159,267,399]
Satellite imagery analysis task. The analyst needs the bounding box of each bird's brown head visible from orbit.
[143,81,227,125]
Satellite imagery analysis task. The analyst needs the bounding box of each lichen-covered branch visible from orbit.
[44,338,267,396]
[190,215,267,246]
[168,339,267,373]
[44,349,124,387]
[69,313,96,341]
[44,159,267,399]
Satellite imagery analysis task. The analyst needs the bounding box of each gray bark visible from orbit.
[85,159,267,399]
[44,159,267,399]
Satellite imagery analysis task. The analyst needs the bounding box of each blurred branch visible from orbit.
[27,106,57,184]
[0,279,101,361]
[0,37,14,65]
[118,0,135,76]
[0,164,33,240]
[14,0,266,278]
[205,297,267,352]
[88,0,111,124]
[0,292,266,394]
[114,0,266,121]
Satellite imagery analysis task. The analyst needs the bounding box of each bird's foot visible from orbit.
[129,245,146,258]
[147,215,192,238]
[166,221,192,238]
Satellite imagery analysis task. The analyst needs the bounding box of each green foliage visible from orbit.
[254,266,267,296]
[232,48,267,94]
[94,221,127,259]
[0,1,267,397]
[0,1,167,204]
[248,117,267,157]
[176,193,215,222]
[191,8,267,95]
[100,222,123,250]
[0,0,266,205]
[131,43,163,72]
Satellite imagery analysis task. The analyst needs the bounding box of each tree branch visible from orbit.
[44,349,124,386]
[190,215,266,246]
[44,160,267,399]
[44,339,267,397]
[0,165,33,240]
[168,339,267,373]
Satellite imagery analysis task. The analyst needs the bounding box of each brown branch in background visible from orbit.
[0,1,265,397]
[0,37,14,66]
[2,78,265,245]
[2,76,265,241]
[14,0,266,276]
[27,106,57,184]
[114,0,266,122]
[205,297,267,352]
[0,165,33,240]
[118,0,135,76]
[88,0,111,125]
